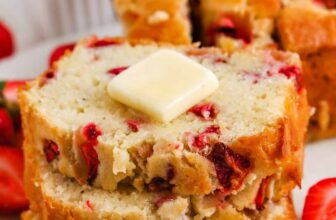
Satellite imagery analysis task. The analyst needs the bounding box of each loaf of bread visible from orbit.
[19,36,309,219]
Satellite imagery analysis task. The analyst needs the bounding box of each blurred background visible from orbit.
[0,0,121,78]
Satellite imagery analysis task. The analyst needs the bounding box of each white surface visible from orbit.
[0,0,116,51]
[108,49,219,122]
[0,23,122,80]
[0,27,335,218]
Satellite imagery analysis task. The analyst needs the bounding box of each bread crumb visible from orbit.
[147,10,169,25]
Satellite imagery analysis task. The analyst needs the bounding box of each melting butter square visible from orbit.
[108,49,218,122]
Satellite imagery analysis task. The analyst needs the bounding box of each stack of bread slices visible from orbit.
[20,36,309,219]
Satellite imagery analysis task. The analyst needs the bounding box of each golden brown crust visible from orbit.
[302,49,336,140]
[113,0,191,45]
[248,0,281,18]
[277,4,336,55]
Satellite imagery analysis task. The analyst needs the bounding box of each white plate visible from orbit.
[0,24,335,219]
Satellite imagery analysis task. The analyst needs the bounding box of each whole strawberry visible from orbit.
[0,21,14,59]
[0,108,15,145]
[0,146,29,213]
[302,178,336,220]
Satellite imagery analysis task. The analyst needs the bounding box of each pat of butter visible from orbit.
[108,49,219,122]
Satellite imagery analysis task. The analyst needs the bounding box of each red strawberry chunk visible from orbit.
[0,21,14,60]
[39,69,56,87]
[187,125,221,150]
[108,66,128,76]
[0,147,28,213]
[81,123,102,184]
[81,142,100,184]
[204,125,221,135]
[255,176,272,210]
[85,199,93,211]
[207,15,252,46]
[49,42,75,67]
[208,142,251,194]
[87,36,123,48]
[126,119,141,132]
[43,140,60,163]
[189,103,218,120]
[278,65,304,93]
[0,108,14,145]
[82,123,102,143]
[303,178,336,220]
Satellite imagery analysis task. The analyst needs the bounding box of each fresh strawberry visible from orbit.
[0,147,28,213]
[302,178,336,220]
[0,80,26,130]
[0,108,15,145]
[0,21,14,60]
[49,42,75,67]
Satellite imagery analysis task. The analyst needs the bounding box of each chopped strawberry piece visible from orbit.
[39,69,56,87]
[208,142,251,193]
[81,142,100,184]
[82,123,102,143]
[87,36,123,48]
[278,65,304,93]
[255,176,272,210]
[107,66,128,76]
[43,140,60,163]
[81,123,102,184]
[0,21,14,59]
[153,194,176,208]
[0,147,29,213]
[302,178,336,220]
[189,103,218,120]
[85,199,93,211]
[204,125,221,135]
[49,42,75,67]
[187,125,221,150]
[126,119,141,132]
[207,15,252,45]
[0,108,14,145]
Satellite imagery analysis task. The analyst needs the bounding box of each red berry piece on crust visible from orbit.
[189,103,218,120]
[49,42,75,67]
[108,66,128,76]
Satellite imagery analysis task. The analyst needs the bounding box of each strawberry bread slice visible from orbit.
[19,37,309,214]
[277,0,336,140]
[22,141,296,220]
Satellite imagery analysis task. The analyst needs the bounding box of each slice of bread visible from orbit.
[277,1,336,140]
[277,1,336,55]
[113,0,191,45]
[21,142,296,220]
[19,37,309,214]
